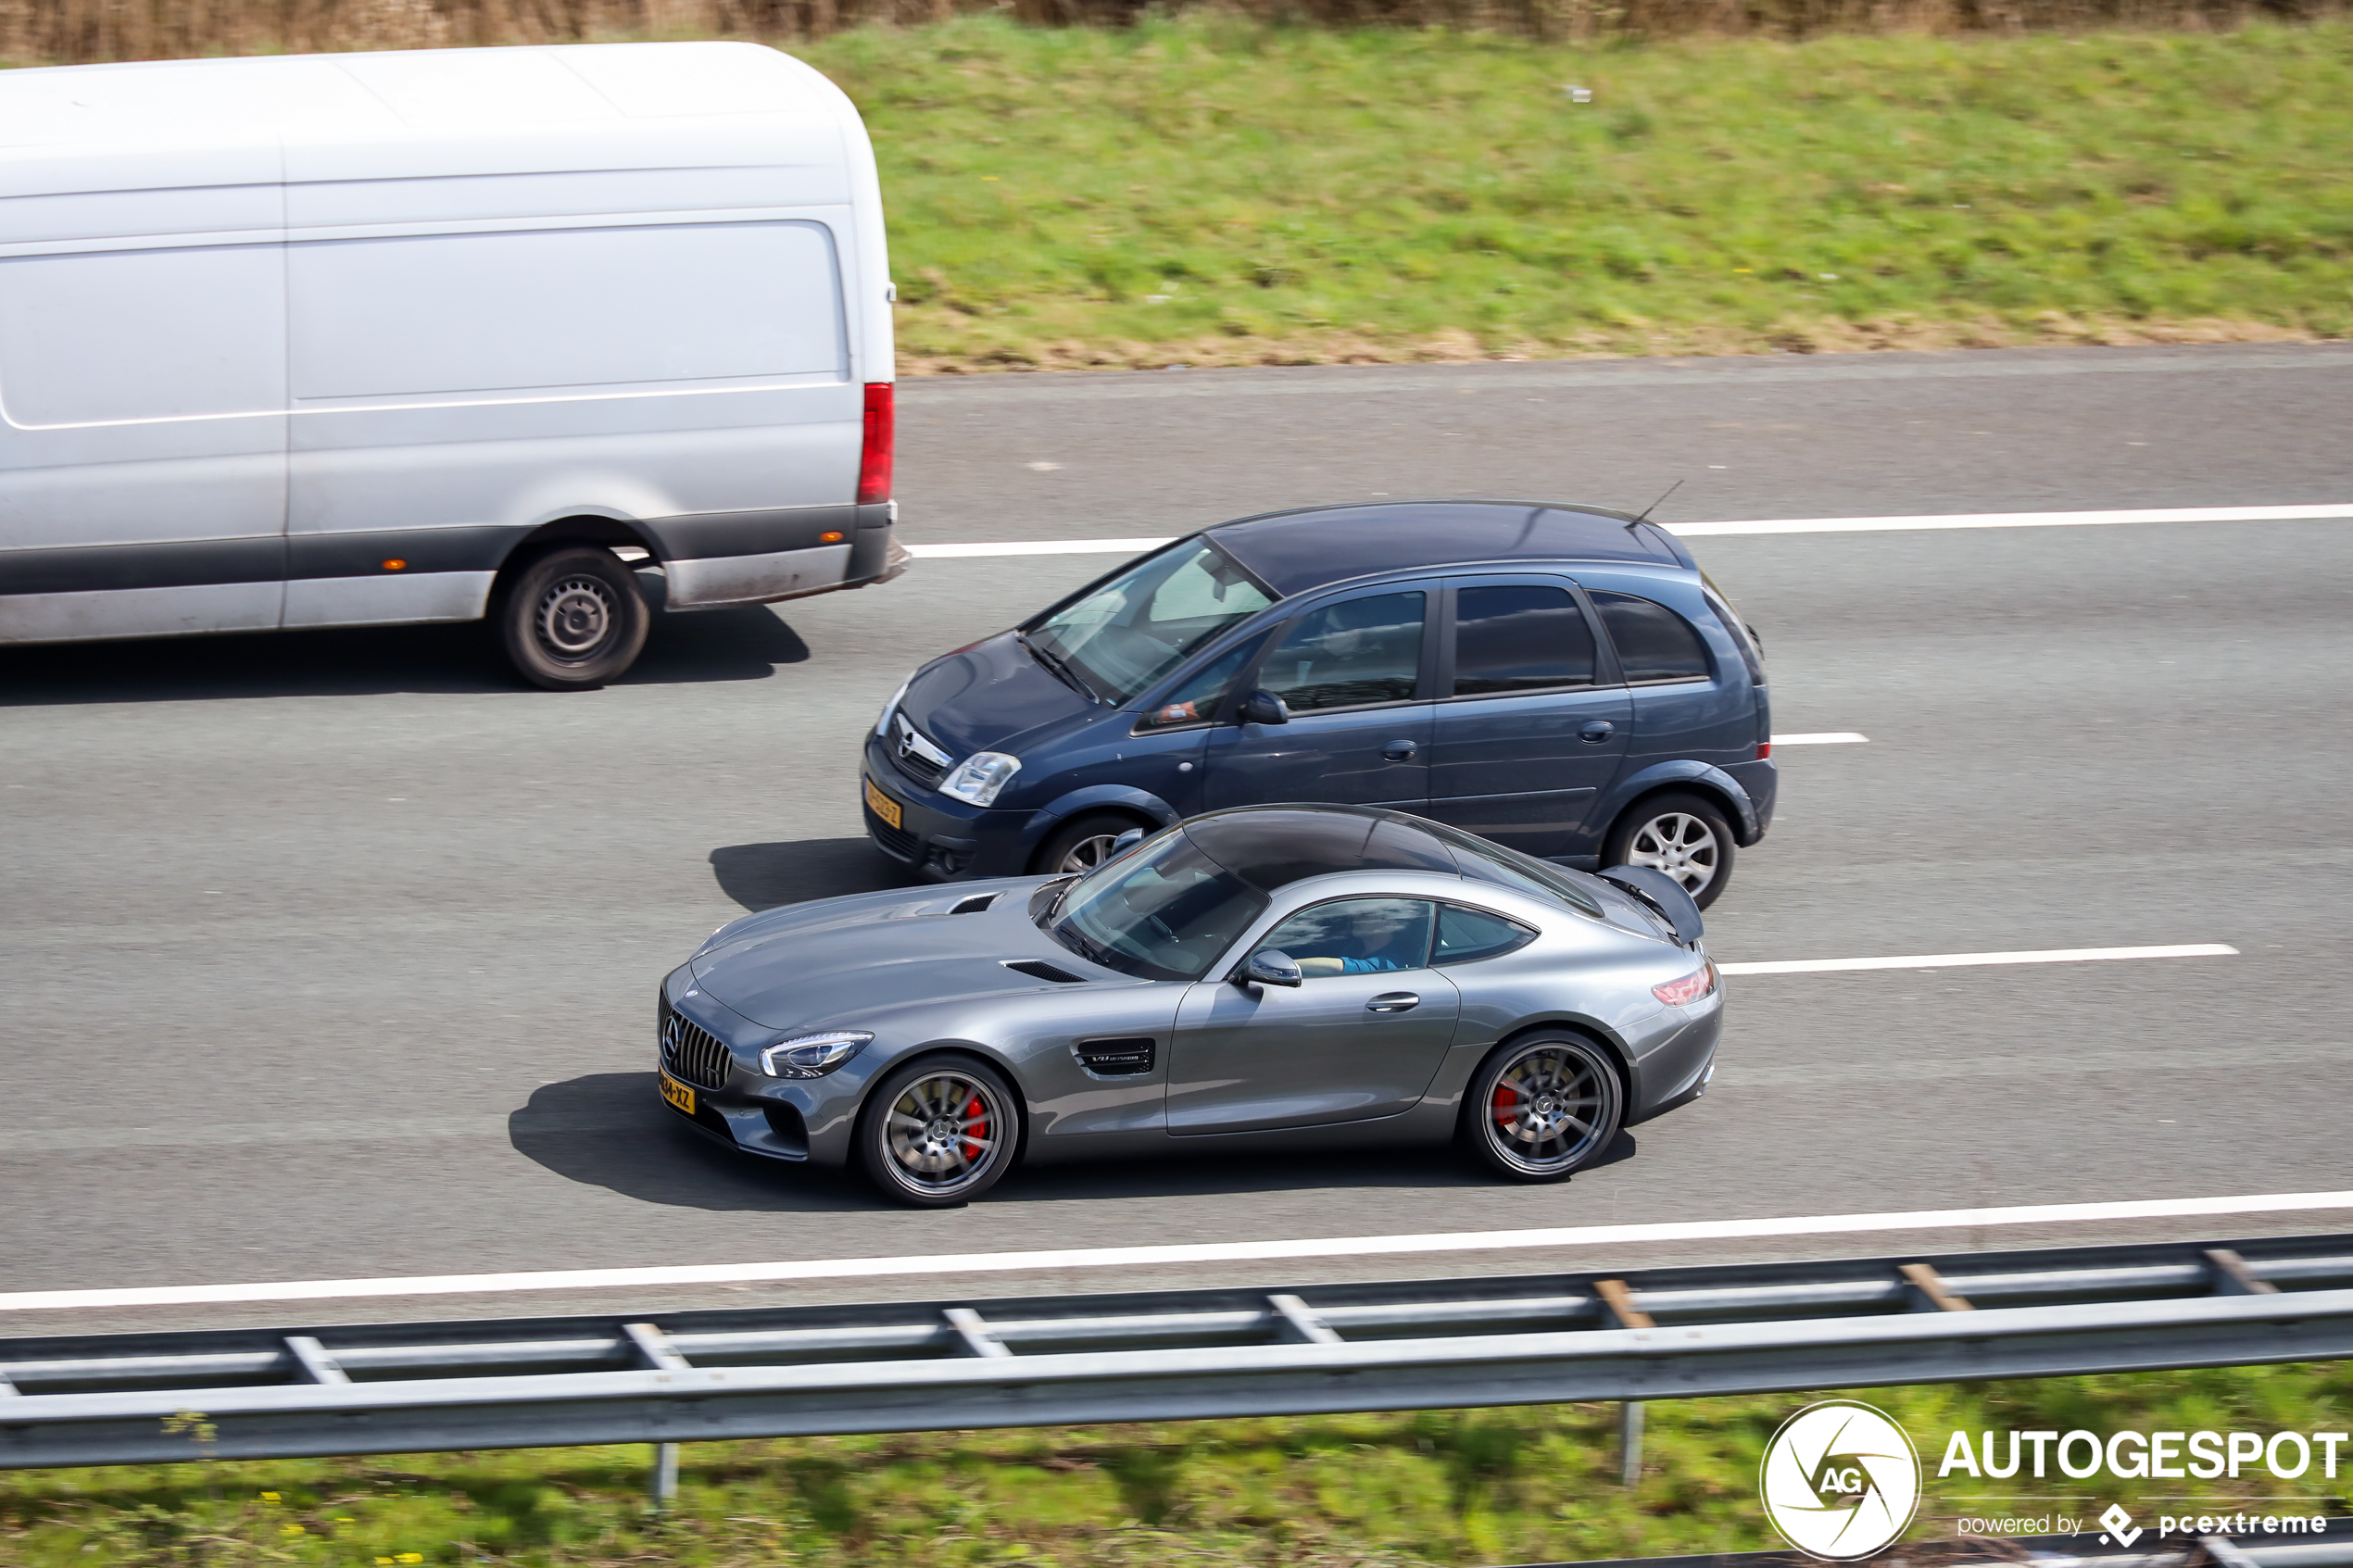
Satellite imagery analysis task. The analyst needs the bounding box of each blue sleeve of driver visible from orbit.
[1339,956,1403,973]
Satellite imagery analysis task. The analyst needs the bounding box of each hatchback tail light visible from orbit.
[1653,962,1718,1007]
[856,382,894,505]
[1756,739,1773,759]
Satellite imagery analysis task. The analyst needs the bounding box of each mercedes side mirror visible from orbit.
[1235,948,1303,988]
[1110,827,1145,858]
[1239,690,1290,726]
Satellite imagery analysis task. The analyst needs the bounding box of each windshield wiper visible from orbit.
[1017,631,1101,702]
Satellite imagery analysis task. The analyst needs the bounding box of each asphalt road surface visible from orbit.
[5,343,2351,1336]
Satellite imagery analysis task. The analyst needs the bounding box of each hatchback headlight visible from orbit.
[939,750,1021,807]
[761,1031,873,1078]
[874,677,911,737]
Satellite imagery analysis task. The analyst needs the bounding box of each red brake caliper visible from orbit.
[1493,1084,1519,1125]
[963,1094,988,1161]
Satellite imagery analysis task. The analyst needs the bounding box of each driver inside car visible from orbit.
[1270,898,1432,977]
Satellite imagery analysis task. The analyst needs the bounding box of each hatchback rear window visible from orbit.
[1453,584,1597,694]
[1590,591,1713,684]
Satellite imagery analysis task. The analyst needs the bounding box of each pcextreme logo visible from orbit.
[1759,1400,1924,1561]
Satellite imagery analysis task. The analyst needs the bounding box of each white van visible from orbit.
[0,42,901,688]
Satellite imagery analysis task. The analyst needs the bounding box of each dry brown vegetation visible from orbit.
[1,0,2335,69]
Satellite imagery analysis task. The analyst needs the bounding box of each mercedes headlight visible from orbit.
[938,751,1021,807]
[761,1031,873,1078]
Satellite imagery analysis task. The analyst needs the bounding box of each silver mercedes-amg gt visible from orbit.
[659,804,1721,1205]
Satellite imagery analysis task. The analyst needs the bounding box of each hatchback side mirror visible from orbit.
[1235,948,1303,988]
[1239,689,1290,726]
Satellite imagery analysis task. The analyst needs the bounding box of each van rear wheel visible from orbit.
[497,546,649,691]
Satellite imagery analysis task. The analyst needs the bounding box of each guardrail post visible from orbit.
[1618,1400,1644,1486]
[650,1443,678,1511]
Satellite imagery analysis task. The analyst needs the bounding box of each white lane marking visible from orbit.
[1670,503,2353,537]
[1771,732,1869,745]
[907,536,1174,558]
[1,1185,2335,1315]
[1719,942,2238,976]
[900,502,2352,558]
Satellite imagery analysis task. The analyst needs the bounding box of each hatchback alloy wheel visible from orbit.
[1628,809,1719,897]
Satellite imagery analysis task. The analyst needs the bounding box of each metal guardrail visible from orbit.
[3,1233,2351,1470]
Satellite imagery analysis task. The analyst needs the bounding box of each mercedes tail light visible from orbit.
[856,382,894,505]
[1653,962,1718,1007]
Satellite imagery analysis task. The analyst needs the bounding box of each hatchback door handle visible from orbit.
[1365,992,1420,1013]
[1579,721,1616,742]
[1382,740,1420,761]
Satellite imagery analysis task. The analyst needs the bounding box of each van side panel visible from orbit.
[0,220,289,642]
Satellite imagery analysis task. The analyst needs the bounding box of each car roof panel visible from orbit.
[1207,500,1687,596]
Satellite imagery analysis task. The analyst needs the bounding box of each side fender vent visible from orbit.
[950,893,1000,915]
[1075,1036,1156,1076]
[1002,960,1086,985]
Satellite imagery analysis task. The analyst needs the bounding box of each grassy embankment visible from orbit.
[4,1362,2349,1565]
[795,17,2353,371]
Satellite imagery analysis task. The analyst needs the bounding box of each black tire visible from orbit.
[1462,1032,1624,1183]
[1600,791,1736,910]
[496,546,650,691]
[855,1056,1021,1208]
[1029,810,1145,877]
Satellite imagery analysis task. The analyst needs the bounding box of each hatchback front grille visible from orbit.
[890,714,953,790]
[661,1005,733,1091]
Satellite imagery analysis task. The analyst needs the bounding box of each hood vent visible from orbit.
[950,892,1000,915]
[1003,959,1086,984]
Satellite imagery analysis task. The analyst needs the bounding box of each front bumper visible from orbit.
[656,969,866,1167]
[860,734,1038,881]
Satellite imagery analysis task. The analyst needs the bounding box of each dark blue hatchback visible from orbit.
[862,500,1775,908]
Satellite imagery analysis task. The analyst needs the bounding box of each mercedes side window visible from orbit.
[1254,897,1436,978]
[1589,590,1714,684]
[1431,903,1538,966]
[1258,591,1425,713]
[1453,583,1597,696]
[1136,634,1268,733]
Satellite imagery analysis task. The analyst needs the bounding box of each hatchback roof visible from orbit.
[1205,500,1690,597]
[1182,805,1456,891]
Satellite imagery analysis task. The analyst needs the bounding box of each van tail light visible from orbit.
[1756,739,1772,759]
[856,382,895,505]
[1653,962,1718,1008]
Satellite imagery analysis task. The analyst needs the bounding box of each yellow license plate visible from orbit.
[863,776,903,830]
[659,1072,695,1115]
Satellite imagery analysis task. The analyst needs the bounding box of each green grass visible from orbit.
[6,1363,2349,1565]
[795,16,2353,370]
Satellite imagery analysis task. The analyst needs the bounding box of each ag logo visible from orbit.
[1758,1399,1922,1561]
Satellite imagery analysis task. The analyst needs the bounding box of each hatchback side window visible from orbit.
[1590,591,1713,684]
[1432,903,1538,966]
[1453,583,1597,695]
[1257,591,1425,712]
[1137,634,1268,732]
[1255,897,1435,977]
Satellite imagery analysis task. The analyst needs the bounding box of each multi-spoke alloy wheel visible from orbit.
[1603,791,1737,910]
[1466,1035,1622,1182]
[1031,811,1144,879]
[1055,833,1122,874]
[860,1059,1019,1206]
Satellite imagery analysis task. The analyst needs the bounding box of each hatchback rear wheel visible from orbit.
[1602,791,1735,910]
[1464,1034,1623,1182]
[857,1057,1019,1207]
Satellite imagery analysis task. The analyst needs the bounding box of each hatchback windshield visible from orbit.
[1023,541,1276,704]
[1051,831,1269,982]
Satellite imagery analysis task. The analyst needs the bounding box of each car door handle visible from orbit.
[1365,992,1420,1013]
[1579,721,1617,742]
[1382,740,1420,761]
